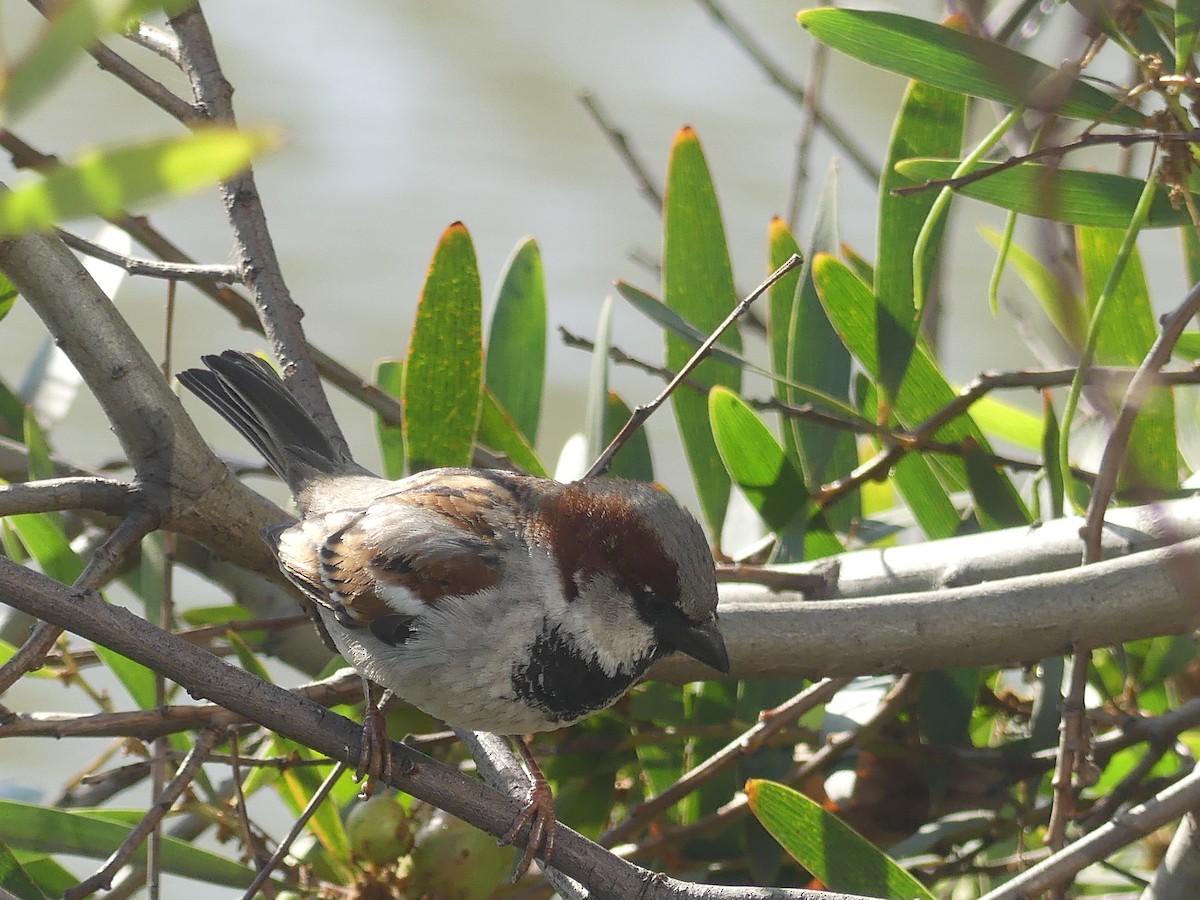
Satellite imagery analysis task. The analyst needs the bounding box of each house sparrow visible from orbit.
[177,350,729,875]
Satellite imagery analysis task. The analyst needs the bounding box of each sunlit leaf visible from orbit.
[0,801,262,889]
[373,359,404,479]
[0,129,279,237]
[485,236,546,443]
[747,779,936,900]
[797,8,1143,126]
[897,160,1187,228]
[403,222,483,472]
[663,127,740,539]
[876,77,965,402]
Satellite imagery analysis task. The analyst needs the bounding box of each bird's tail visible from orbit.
[178,350,357,496]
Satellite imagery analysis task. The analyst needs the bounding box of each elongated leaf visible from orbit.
[876,77,965,403]
[1077,226,1177,494]
[0,0,192,123]
[0,838,47,900]
[478,388,548,477]
[747,780,936,900]
[968,395,1042,452]
[615,280,745,370]
[797,9,1143,126]
[897,160,1189,228]
[980,225,1085,351]
[0,129,278,237]
[585,297,614,465]
[373,359,405,479]
[485,237,546,443]
[0,273,16,324]
[0,801,261,889]
[776,166,858,525]
[1178,0,1200,73]
[663,127,740,538]
[403,222,483,472]
[814,254,1029,533]
[709,387,808,555]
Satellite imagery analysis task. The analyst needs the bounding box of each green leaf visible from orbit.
[980,225,1086,350]
[0,273,17,324]
[797,9,1143,126]
[603,392,653,483]
[663,126,740,539]
[615,280,746,371]
[0,839,48,900]
[485,236,546,443]
[0,0,191,124]
[969,395,1042,452]
[815,255,1029,533]
[373,359,405,479]
[1077,226,1177,494]
[0,128,279,237]
[897,160,1189,228]
[0,801,261,889]
[964,444,1031,529]
[747,779,936,900]
[22,408,54,482]
[1177,0,1200,73]
[774,168,858,528]
[876,78,965,403]
[709,387,808,551]
[403,222,483,472]
[478,388,547,477]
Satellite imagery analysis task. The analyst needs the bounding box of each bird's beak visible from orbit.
[663,615,730,674]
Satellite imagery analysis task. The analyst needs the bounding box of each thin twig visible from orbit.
[786,0,830,227]
[58,229,241,282]
[601,676,852,847]
[692,0,880,183]
[170,6,346,451]
[1081,280,1200,560]
[239,762,348,900]
[0,505,159,694]
[579,92,663,211]
[23,0,199,124]
[979,764,1200,900]
[584,254,803,478]
[626,674,917,859]
[64,728,222,899]
[891,129,1195,197]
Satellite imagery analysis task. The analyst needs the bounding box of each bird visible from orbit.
[177,350,729,876]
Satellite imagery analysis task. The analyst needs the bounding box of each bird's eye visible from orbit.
[631,584,667,612]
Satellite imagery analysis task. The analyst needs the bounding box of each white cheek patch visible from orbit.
[375,582,428,617]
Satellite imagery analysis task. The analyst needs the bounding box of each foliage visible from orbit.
[1,1,1200,898]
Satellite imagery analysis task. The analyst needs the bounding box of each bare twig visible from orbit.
[0,477,137,516]
[692,0,880,183]
[58,229,241,283]
[64,727,222,899]
[600,676,852,847]
[579,92,663,211]
[239,761,348,900]
[1082,280,1200,560]
[626,674,917,858]
[23,0,198,123]
[584,254,803,478]
[891,129,1197,197]
[979,765,1200,900]
[170,6,345,450]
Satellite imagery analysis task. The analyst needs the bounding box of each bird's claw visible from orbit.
[500,771,556,881]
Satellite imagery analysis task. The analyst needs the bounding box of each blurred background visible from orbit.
[0,2,1190,893]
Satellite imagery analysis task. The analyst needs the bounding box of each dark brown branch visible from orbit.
[0,556,871,900]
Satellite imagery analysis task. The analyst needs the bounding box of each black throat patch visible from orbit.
[510,619,661,724]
